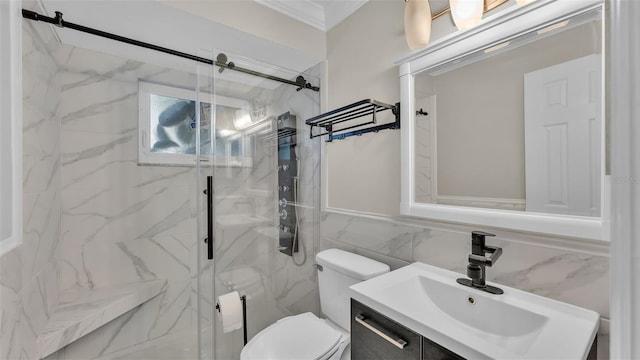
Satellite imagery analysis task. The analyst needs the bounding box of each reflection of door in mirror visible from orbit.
[524,54,601,217]
[413,14,602,217]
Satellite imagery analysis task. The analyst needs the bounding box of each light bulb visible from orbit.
[404,0,432,50]
[450,0,484,31]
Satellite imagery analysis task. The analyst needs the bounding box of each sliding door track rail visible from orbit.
[21,9,319,92]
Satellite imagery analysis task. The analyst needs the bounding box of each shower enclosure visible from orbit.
[20,13,321,360]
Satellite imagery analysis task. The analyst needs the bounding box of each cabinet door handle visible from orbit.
[355,314,407,349]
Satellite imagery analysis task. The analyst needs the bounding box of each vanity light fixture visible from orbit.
[403,0,511,50]
[404,0,432,50]
[450,0,485,31]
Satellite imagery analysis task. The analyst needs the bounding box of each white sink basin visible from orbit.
[350,262,599,359]
[415,275,548,337]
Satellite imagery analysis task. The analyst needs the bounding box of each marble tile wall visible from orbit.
[48,45,201,358]
[0,20,63,360]
[1,248,23,360]
[320,211,610,356]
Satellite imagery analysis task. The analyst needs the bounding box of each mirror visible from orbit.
[400,1,606,240]
[414,10,601,216]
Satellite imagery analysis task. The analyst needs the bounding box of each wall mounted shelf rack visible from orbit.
[306,99,400,142]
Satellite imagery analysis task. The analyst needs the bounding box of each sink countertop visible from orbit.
[349,262,599,360]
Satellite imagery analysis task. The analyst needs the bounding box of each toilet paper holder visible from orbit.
[216,294,248,345]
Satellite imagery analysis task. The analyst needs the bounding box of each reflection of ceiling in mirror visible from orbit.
[425,9,601,76]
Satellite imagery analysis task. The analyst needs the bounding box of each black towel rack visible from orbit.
[305,99,400,142]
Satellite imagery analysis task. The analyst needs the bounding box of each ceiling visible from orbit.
[254,0,452,32]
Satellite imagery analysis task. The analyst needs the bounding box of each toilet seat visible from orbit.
[240,312,345,360]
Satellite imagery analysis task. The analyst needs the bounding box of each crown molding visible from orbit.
[256,0,326,30]
[255,0,368,32]
[323,0,368,30]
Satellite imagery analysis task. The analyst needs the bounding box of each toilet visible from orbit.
[240,249,390,360]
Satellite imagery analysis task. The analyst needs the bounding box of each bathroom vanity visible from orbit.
[349,262,599,359]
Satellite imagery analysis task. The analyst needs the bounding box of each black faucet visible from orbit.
[457,231,504,295]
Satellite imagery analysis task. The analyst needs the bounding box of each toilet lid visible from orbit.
[242,312,342,360]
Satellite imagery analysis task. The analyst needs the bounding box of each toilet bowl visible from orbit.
[239,249,389,360]
[240,312,349,360]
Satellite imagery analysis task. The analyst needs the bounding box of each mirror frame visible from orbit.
[398,0,608,241]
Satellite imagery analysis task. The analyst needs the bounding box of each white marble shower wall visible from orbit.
[0,21,62,360]
[47,45,201,358]
[320,212,610,351]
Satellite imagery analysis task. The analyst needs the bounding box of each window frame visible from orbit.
[137,81,253,167]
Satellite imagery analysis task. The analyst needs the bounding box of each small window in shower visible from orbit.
[138,81,256,166]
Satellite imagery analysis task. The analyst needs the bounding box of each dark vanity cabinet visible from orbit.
[351,299,465,360]
[352,298,599,360]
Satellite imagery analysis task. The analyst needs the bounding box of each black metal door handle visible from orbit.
[206,176,213,260]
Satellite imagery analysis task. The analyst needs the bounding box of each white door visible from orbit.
[524,54,601,216]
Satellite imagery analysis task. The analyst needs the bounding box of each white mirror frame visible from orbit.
[399,0,608,241]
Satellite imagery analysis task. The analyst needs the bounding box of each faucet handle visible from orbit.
[469,245,502,267]
[469,246,502,267]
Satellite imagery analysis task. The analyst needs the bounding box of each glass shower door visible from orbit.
[210,51,322,360]
[195,53,216,360]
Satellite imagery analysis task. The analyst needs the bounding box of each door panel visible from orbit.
[524,54,601,216]
[196,54,216,360]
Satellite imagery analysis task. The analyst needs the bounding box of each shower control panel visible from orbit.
[277,112,298,256]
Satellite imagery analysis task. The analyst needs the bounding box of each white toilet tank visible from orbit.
[315,249,390,331]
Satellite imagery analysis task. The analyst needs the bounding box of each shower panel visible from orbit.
[277,112,299,256]
[211,52,322,360]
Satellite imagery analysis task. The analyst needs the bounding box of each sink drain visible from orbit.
[467,296,476,304]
